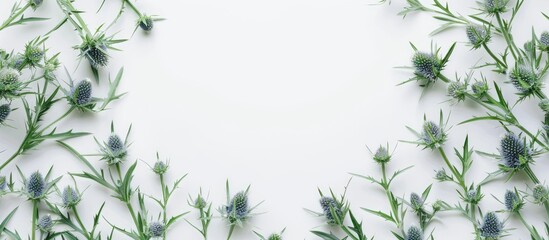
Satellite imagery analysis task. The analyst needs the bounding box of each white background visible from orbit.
[1,0,549,239]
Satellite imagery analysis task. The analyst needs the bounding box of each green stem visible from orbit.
[160,174,167,240]
[517,212,541,240]
[72,206,90,239]
[40,107,75,133]
[114,164,140,236]
[437,147,466,192]
[31,200,38,240]
[123,0,142,17]
[523,165,549,218]
[482,43,508,71]
[438,74,451,83]
[60,0,92,36]
[226,225,235,240]
[381,163,401,229]
[495,12,519,61]
[0,2,31,31]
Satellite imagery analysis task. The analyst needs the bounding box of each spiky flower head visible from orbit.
[479,212,503,239]
[532,184,549,204]
[225,191,250,224]
[372,145,390,164]
[509,66,541,98]
[153,160,169,175]
[410,193,424,211]
[0,68,20,85]
[421,121,446,148]
[100,131,129,165]
[483,0,509,14]
[148,221,164,238]
[465,189,482,204]
[139,15,154,31]
[24,43,44,67]
[471,80,489,97]
[267,234,282,240]
[0,104,11,124]
[26,171,45,199]
[405,226,423,240]
[0,176,6,191]
[504,190,522,212]
[62,185,80,208]
[412,52,442,84]
[29,0,43,9]
[540,99,549,112]
[80,37,109,68]
[466,24,490,49]
[319,196,343,225]
[435,169,450,181]
[499,132,531,170]
[539,32,549,51]
[447,81,467,101]
[37,215,53,232]
[70,79,93,107]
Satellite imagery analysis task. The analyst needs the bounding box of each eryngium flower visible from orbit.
[412,52,442,83]
[539,32,549,51]
[373,146,390,163]
[540,99,549,112]
[139,15,154,31]
[153,160,169,175]
[504,190,522,212]
[466,25,490,49]
[0,104,10,124]
[479,212,503,239]
[319,196,342,224]
[532,184,549,204]
[509,66,541,97]
[0,176,6,191]
[30,0,44,9]
[62,186,80,208]
[447,81,467,101]
[70,79,93,106]
[410,193,424,211]
[226,192,249,223]
[26,171,45,199]
[499,132,531,169]
[268,234,282,240]
[421,121,446,148]
[37,215,53,232]
[0,68,20,85]
[484,0,509,14]
[102,134,128,165]
[466,189,481,204]
[405,226,423,240]
[435,169,450,181]
[81,43,108,68]
[471,80,488,97]
[24,45,44,67]
[148,222,164,238]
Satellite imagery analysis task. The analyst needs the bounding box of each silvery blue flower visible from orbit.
[24,44,44,67]
[499,132,531,170]
[62,185,80,208]
[139,15,154,31]
[0,68,20,85]
[465,189,480,204]
[410,193,424,211]
[539,32,549,51]
[148,221,164,238]
[434,169,450,181]
[532,184,549,204]
[466,25,490,49]
[405,226,423,240]
[504,190,522,212]
[372,145,391,164]
[412,52,442,83]
[421,121,446,148]
[479,212,503,239]
[509,66,541,98]
[29,0,43,9]
[26,171,45,199]
[319,196,342,225]
[81,42,108,68]
[447,81,467,101]
[100,132,129,165]
[226,191,249,224]
[471,80,488,97]
[484,0,509,14]
[37,215,53,232]
[153,160,169,175]
[540,99,549,112]
[70,79,93,106]
[0,104,11,124]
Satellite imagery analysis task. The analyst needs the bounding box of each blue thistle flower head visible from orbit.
[421,121,446,148]
[465,189,481,204]
[532,184,549,204]
[405,226,423,240]
[0,104,11,124]
[37,215,53,232]
[62,185,80,208]
[267,234,282,240]
[80,38,109,68]
[0,68,20,85]
[466,24,490,49]
[447,81,467,101]
[226,191,249,223]
[509,66,541,98]
[319,196,343,225]
[539,32,549,51]
[372,145,391,164]
[484,0,509,14]
[435,169,450,181]
[504,190,522,212]
[139,15,154,31]
[499,132,531,170]
[471,80,489,97]
[148,221,164,238]
[540,99,549,112]
[153,160,169,175]
[70,79,93,107]
[410,193,424,211]
[101,133,128,165]
[24,44,44,67]
[29,0,44,9]
[480,212,503,239]
[26,171,45,199]
[412,52,442,84]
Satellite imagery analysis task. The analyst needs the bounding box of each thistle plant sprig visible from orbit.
[121,0,163,33]
[350,144,410,235]
[0,0,48,32]
[254,228,285,240]
[400,42,456,89]
[492,188,545,240]
[187,189,213,240]
[403,186,439,231]
[219,181,264,240]
[306,187,372,240]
